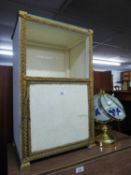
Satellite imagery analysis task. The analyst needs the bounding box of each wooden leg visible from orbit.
[20,160,30,169]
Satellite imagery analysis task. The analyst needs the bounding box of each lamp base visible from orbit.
[95,124,116,147]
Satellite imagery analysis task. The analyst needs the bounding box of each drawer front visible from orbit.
[48,148,131,175]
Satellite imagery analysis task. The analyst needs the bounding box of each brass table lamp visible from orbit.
[94,91,126,147]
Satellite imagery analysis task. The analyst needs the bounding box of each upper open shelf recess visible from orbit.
[19,15,92,79]
[26,21,87,50]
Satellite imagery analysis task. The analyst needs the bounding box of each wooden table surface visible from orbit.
[8,132,131,175]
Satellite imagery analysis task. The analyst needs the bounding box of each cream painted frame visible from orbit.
[13,11,94,168]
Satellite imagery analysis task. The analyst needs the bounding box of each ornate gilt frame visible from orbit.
[17,10,94,167]
[26,79,90,160]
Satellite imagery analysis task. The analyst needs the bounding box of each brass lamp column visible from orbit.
[95,123,116,147]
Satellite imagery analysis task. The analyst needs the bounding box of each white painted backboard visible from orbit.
[29,83,89,153]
